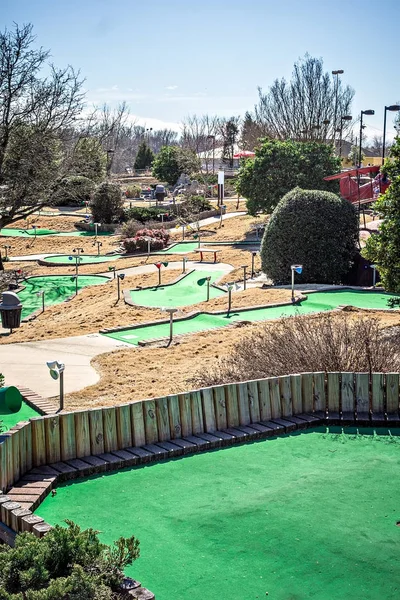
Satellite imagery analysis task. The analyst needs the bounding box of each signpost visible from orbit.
[291,264,303,302]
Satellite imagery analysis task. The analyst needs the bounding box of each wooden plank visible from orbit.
[102,407,118,453]
[341,372,355,417]
[279,376,292,417]
[44,415,61,465]
[167,395,182,439]
[0,437,9,492]
[257,379,271,421]
[371,373,384,416]
[178,392,192,437]
[225,384,240,427]
[386,373,399,416]
[269,378,281,419]
[10,430,21,485]
[88,409,104,456]
[60,413,77,461]
[115,404,132,450]
[247,381,260,423]
[191,391,204,434]
[131,402,146,447]
[156,397,171,442]
[290,375,302,416]
[301,373,313,413]
[202,388,217,432]
[30,417,46,467]
[313,372,326,414]
[143,400,159,444]
[74,410,90,459]
[355,373,370,419]
[236,383,250,426]
[17,423,28,478]
[327,372,340,415]
[213,385,227,431]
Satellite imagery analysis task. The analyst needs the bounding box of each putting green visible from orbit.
[129,270,226,307]
[104,289,400,345]
[0,400,40,432]
[36,428,400,600]
[42,254,122,265]
[18,275,109,318]
[0,228,113,238]
[162,241,259,254]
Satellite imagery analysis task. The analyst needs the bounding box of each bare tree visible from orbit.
[254,54,355,143]
[240,111,265,150]
[365,135,392,157]
[181,114,220,173]
[0,23,85,226]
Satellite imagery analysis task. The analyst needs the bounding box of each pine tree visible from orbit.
[134,141,155,169]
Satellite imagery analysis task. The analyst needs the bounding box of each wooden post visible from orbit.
[257,379,272,421]
[74,410,91,458]
[88,409,104,456]
[60,413,77,461]
[301,373,313,413]
[178,392,192,437]
[371,373,384,419]
[131,402,146,447]
[313,372,326,415]
[143,400,159,444]
[30,417,46,467]
[156,397,171,442]
[269,378,281,419]
[213,385,228,430]
[0,438,8,492]
[341,372,355,420]
[224,384,240,428]
[102,407,118,453]
[201,388,217,432]
[355,372,370,421]
[167,395,182,439]
[191,390,204,434]
[115,404,133,449]
[247,381,260,423]
[327,372,340,418]
[385,373,399,419]
[290,375,302,415]
[237,382,251,426]
[44,415,61,465]
[279,376,292,417]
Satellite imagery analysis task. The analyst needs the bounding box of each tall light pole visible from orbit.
[338,115,352,159]
[207,135,216,173]
[359,110,375,167]
[332,69,344,145]
[382,105,400,164]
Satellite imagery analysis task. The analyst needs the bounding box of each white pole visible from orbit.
[291,267,295,301]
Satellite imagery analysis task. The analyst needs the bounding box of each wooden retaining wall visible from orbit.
[1,371,400,539]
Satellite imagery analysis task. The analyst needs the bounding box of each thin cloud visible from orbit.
[165,85,178,90]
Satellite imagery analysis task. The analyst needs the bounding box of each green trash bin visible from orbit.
[0,386,22,413]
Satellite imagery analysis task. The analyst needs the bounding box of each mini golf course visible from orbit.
[36,427,400,600]
[17,274,109,319]
[0,228,113,238]
[41,254,122,265]
[128,269,226,307]
[104,288,400,345]
[0,386,41,432]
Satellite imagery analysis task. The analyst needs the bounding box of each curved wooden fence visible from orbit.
[1,371,399,541]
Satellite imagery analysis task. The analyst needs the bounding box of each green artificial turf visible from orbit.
[129,270,226,307]
[42,254,122,265]
[0,400,40,431]
[0,228,113,238]
[17,275,109,318]
[162,241,260,254]
[37,428,400,600]
[104,289,400,346]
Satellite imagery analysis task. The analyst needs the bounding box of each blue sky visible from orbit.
[3,0,400,139]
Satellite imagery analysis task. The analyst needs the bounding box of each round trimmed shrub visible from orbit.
[261,188,358,284]
[91,182,124,223]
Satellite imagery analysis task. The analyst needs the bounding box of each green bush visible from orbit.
[125,185,142,199]
[261,188,358,284]
[52,176,95,206]
[91,182,124,224]
[237,139,340,215]
[123,206,170,224]
[185,195,213,212]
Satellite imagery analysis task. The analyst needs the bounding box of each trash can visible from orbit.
[0,386,22,413]
[0,291,22,330]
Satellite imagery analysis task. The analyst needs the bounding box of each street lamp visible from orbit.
[291,264,303,302]
[93,240,102,256]
[2,245,11,261]
[332,69,344,143]
[108,265,116,279]
[338,115,352,158]
[382,105,400,164]
[206,276,211,301]
[359,110,375,167]
[93,222,101,241]
[117,273,125,302]
[46,360,65,412]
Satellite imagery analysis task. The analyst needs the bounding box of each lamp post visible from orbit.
[72,248,84,294]
[93,240,102,256]
[46,361,65,412]
[108,265,116,279]
[182,256,187,273]
[291,264,303,302]
[36,290,45,313]
[338,115,352,159]
[382,105,400,164]
[332,69,344,144]
[93,222,101,241]
[227,283,234,316]
[207,135,216,173]
[2,245,11,261]
[359,110,375,167]
[371,264,377,288]
[241,265,248,290]
[163,307,178,345]
[206,276,211,301]
[117,273,125,302]
[251,251,258,279]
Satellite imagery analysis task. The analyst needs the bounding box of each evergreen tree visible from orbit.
[134,141,155,170]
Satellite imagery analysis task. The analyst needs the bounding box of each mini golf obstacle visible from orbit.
[1,371,400,599]
[0,386,22,413]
